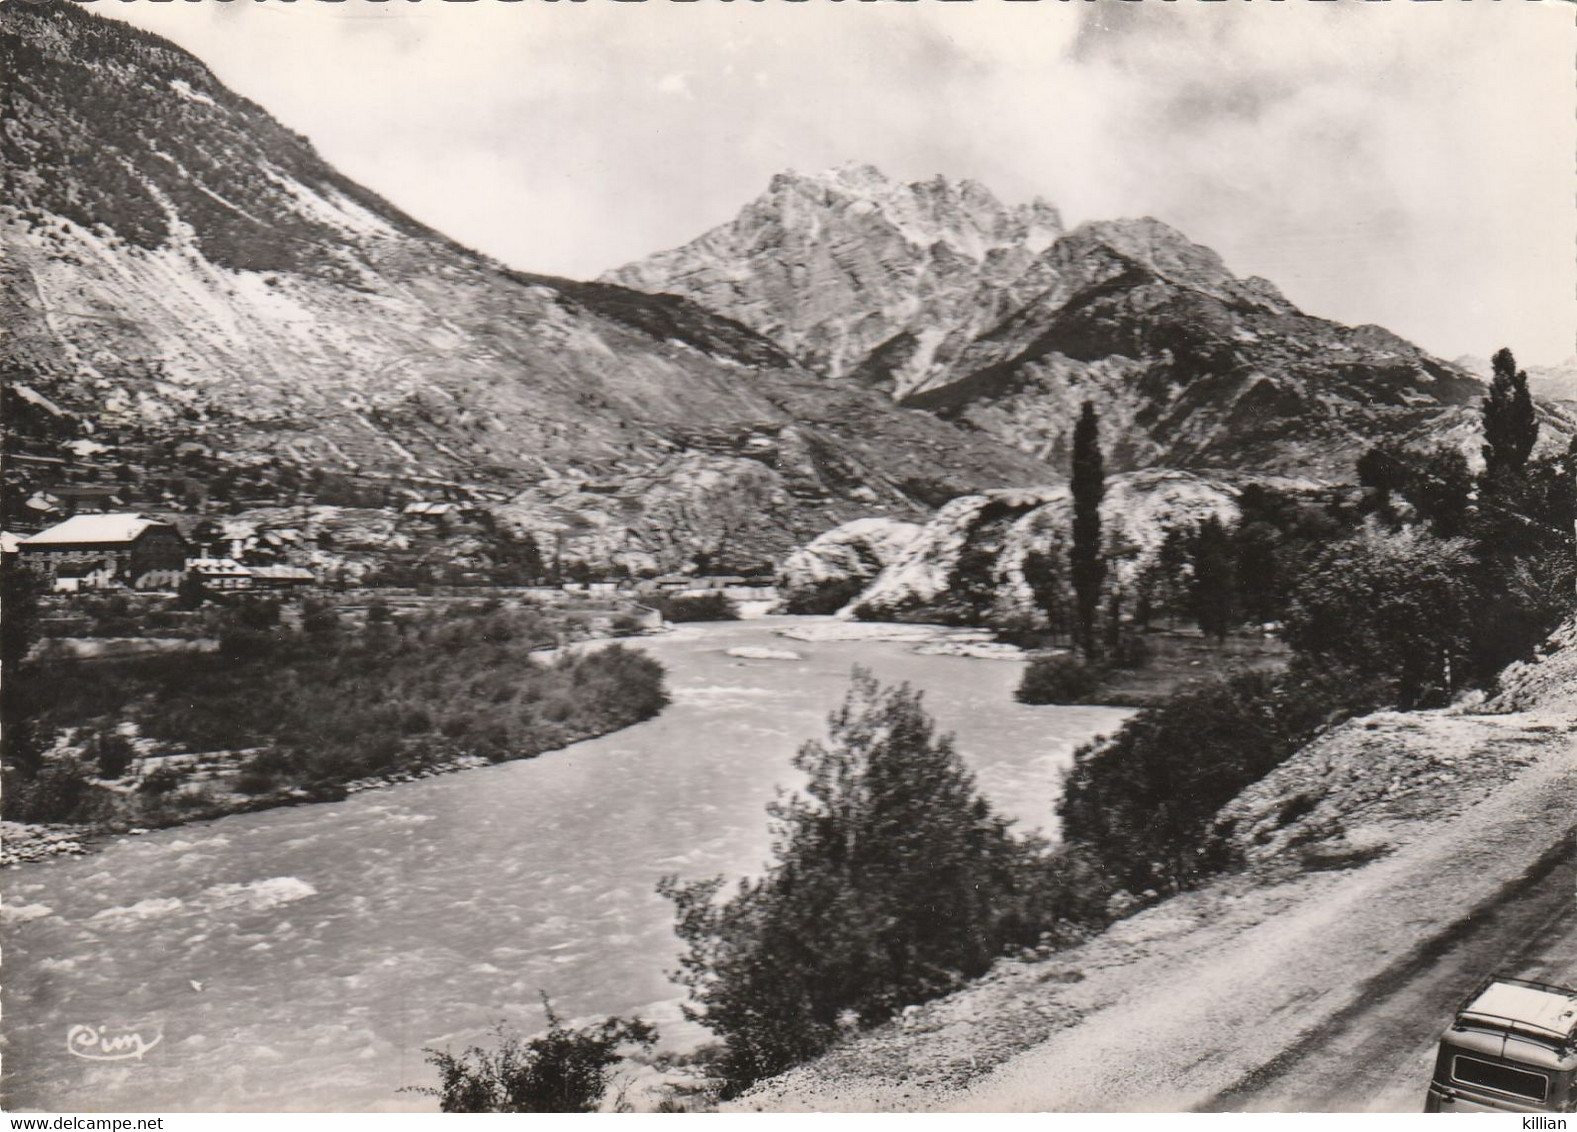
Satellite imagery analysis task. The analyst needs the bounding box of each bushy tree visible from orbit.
[659,670,1057,1093]
[1482,347,1538,481]
[1402,446,1474,539]
[91,730,136,779]
[1070,402,1106,658]
[1057,664,1372,895]
[650,592,738,623]
[1232,519,1283,625]
[1357,441,1410,516]
[176,570,207,610]
[415,996,657,1112]
[1285,526,1477,709]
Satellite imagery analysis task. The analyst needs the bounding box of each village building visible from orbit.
[188,557,254,591]
[247,564,316,590]
[17,513,189,590]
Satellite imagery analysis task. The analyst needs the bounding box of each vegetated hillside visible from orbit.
[0,4,1052,573]
[609,166,1575,480]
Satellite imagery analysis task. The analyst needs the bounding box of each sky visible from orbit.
[96,0,1575,367]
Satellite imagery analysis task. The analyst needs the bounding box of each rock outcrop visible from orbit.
[776,516,924,613]
[806,470,1240,623]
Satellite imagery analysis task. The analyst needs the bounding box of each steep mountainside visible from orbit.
[0,4,1051,571]
[609,168,1571,480]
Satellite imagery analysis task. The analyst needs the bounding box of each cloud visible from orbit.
[656,71,693,99]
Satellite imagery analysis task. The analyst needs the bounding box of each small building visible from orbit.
[18,513,189,589]
[248,564,316,590]
[188,557,254,592]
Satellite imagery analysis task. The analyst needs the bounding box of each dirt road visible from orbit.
[1210,833,1576,1112]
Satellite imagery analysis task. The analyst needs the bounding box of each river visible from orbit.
[0,617,1131,1112]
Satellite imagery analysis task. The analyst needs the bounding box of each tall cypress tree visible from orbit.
[1070,401,1106,659]
[1482,347,1538,480]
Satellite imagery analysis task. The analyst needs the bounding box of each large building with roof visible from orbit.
[17,513,189,590]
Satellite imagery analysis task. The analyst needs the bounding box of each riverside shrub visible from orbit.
[414,996,657,1113]
[659,669,1067,1094]
[1015,654,1105,704]
[650,592,738,622]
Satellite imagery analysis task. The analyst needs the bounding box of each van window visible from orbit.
[1451,1055,1550,1103]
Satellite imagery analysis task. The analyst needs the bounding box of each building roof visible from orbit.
[189,557,253,577]
[0,531,22,555]
[20,513,171,547]
[1462,980,1577,1042]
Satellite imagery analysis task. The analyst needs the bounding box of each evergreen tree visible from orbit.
[1482,347,1539,480]
[1020,545,1069,643]
[1232,519,1283,625]
[1070,401,1106,658]
[1189,516,1239,641]
[1152,524,1193,627]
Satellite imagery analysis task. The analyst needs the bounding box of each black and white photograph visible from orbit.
[1,0,1575,1116]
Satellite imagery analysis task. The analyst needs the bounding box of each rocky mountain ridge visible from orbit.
[610,168,1574,480]
[0,3,1051,573]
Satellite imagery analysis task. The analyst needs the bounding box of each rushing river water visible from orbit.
[1,617,1131,1112]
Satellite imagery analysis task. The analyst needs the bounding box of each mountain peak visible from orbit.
[604,166,1070,380]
